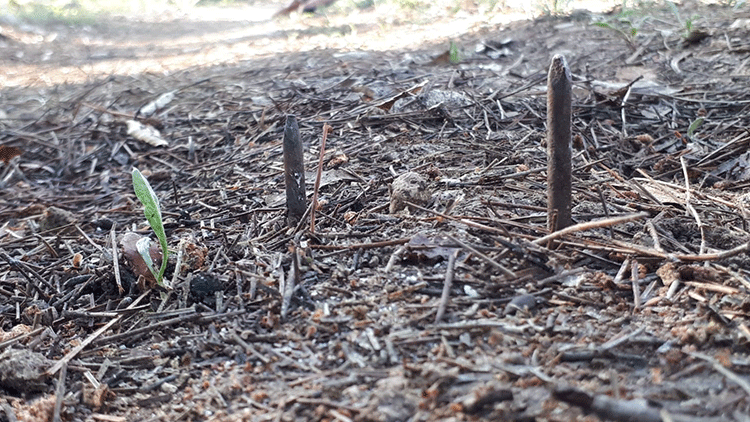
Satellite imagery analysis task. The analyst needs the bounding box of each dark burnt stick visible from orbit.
[283,115,306,226]
[547,54,573,231]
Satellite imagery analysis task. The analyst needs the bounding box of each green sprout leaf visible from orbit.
[132,167,169,287]
[449,41,461,64]
[687,117,704,139]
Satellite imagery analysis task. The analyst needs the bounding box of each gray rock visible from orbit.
[0,348,51,393]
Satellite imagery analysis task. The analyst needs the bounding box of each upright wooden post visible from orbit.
[547,55,573,231]
[283,115,306,226]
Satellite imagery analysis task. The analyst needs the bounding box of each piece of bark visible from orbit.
[283,115,306,226]
[546,54,573,231]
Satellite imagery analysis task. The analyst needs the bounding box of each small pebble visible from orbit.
[503,294,539,316]
[389,172,431,214]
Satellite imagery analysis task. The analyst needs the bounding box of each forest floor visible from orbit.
[1,0,750,421]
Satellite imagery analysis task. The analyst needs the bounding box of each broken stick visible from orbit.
[547,54,573,231]
[283,115,306,226]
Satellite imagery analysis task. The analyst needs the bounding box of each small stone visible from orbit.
[190,272,223,305]
[0,348,51,393]
[389,172,431,214]
[38,206,76,231]
[503,294,539,316]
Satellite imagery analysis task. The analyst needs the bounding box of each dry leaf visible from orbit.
[126,120,168,147]
[0,145,23,163]
[139,91,175,116]
[120,231,163,288]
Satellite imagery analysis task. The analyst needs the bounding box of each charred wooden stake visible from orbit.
[546,54,573,231]
[283,115,306,226]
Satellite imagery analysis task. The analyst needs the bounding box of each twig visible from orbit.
[385,246,405,273]
[281,247,298,320]
[170,237,187,290]
[435,249,458,323]
[681,156,706,255]
[309,237,410,251]
[230,331,271,364]
[47,290,149,375]
[445,234,516,278]
[553,385,661,422]
[52,361,67,422]
[110,222,123,294]
[404,200,529,237]
[631,259,641,310]
[547,54,573,231]
[620,83,632,137]
[532,212,649,246]
[599,326,646,351]
[0,251,54,298]
[610,238,750,262]
[0,327,44,351]
[613,257,630,284]
[688,351,750,396]
[594,184,614,239]
[93,309,201,346]
[1,403,18,422]
[310,123,331,233]
[644,220,664,253]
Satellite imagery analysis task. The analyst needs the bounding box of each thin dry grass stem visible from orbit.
[636,169,736,208]
[310,124,331,233]
[613,258,630,284]
[435,249,458,324]
[110,222,124,294]
[47,290,149,376]
[281,246,298,321]
[445,233,516,278]
[620,84,633,137]
[631,258,641,310]
[403,200,525,237]
[689,351,750,397]
[644,220,664,253]
[52,361,66,422]
[609,237,750,262]
[681,156,707,255]
[310,237,410,251]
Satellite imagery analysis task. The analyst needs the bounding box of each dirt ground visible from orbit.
[2,0,750,421]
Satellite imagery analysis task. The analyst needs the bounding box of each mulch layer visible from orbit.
[2,1,750,421]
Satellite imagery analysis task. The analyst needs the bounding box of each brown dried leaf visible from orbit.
[0,145,23,163]
[405,233,457,263]
[120,231,163,288]
[125,119,168,147]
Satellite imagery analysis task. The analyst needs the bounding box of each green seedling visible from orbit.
[687,117,704,139]
[132,168,169,287]
[593,20,639,51]
[667,1,702,40]
[449,41,461,64]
